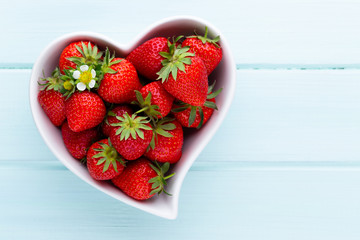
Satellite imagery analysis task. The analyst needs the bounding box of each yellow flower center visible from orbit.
[63,81,73,90]
[80,71,92,84]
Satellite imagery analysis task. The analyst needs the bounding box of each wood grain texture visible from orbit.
[1,0,360,65]
[1,160,360,240]
[3,69,360,163]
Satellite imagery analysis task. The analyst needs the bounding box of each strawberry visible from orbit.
[98,49,142,103]
[38,89,66,126]
[86,139,125,180]
[37,68,66,126]
[126,37,169,80]
[157,40,208,106]
[101,105,133,137]
[59,41,102,74]
[111,158,174,200]
[133,81,174,120]
[109,113,152,160]
[182,26,222,75]
[172,81,222,129]
[61,121,99,160]
[144,118,183,164]
[65,91,106,132]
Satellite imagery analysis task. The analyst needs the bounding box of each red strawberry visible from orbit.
[101,105,133,137]
[111,158,174,200]
[126,37,169,80]
[173,98,215,129]
[109,113,152,160]
[157,41,208,106]
[144,118,183,164]
[172,81,222,129]
[182,26,222,75]
[86,139,125,180]
[134,81,174,120]
[98,49,142,103]
[37,68,66,126]
[61,121,99,160]
[65,91,106,132]
[38,89,65,127]
[59,41,102,74]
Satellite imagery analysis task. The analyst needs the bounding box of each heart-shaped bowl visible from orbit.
[29,16,236,219]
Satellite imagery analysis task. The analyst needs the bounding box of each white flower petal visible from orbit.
[89,79,96,88]
[72,70,80,79]
[91,69,96,78]
[80,65,89,72]
[76,82,86,91]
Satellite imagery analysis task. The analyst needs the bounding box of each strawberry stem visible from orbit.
[164,173,175,180]
[187,26,221,48]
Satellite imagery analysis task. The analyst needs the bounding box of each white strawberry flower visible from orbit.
[72,65,97,91]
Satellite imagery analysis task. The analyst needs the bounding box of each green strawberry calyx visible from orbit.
[58,68,76,99]
[148,117,176,150]
[92,139,125,173]
[156,36,195,83]
[148,161,175,196]
[171,80,223,129]
[132,90,161,124]
[187,26,221,48]
[111,113,152,141]
[67,41,103,67]
[100,48,122,78]
[38,67,63,91]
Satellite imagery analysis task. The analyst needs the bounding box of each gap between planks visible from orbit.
[3,160,360,171]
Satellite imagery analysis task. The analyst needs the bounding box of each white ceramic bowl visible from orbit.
[29,16,236,219]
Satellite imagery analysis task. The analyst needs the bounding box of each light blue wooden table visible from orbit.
[1,0,360,239]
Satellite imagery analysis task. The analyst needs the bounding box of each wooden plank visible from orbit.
[1,0,360,65]
[2,69,360,162]
[0,69,54,161]
[216,69,360,162]
[1,160,360,239]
